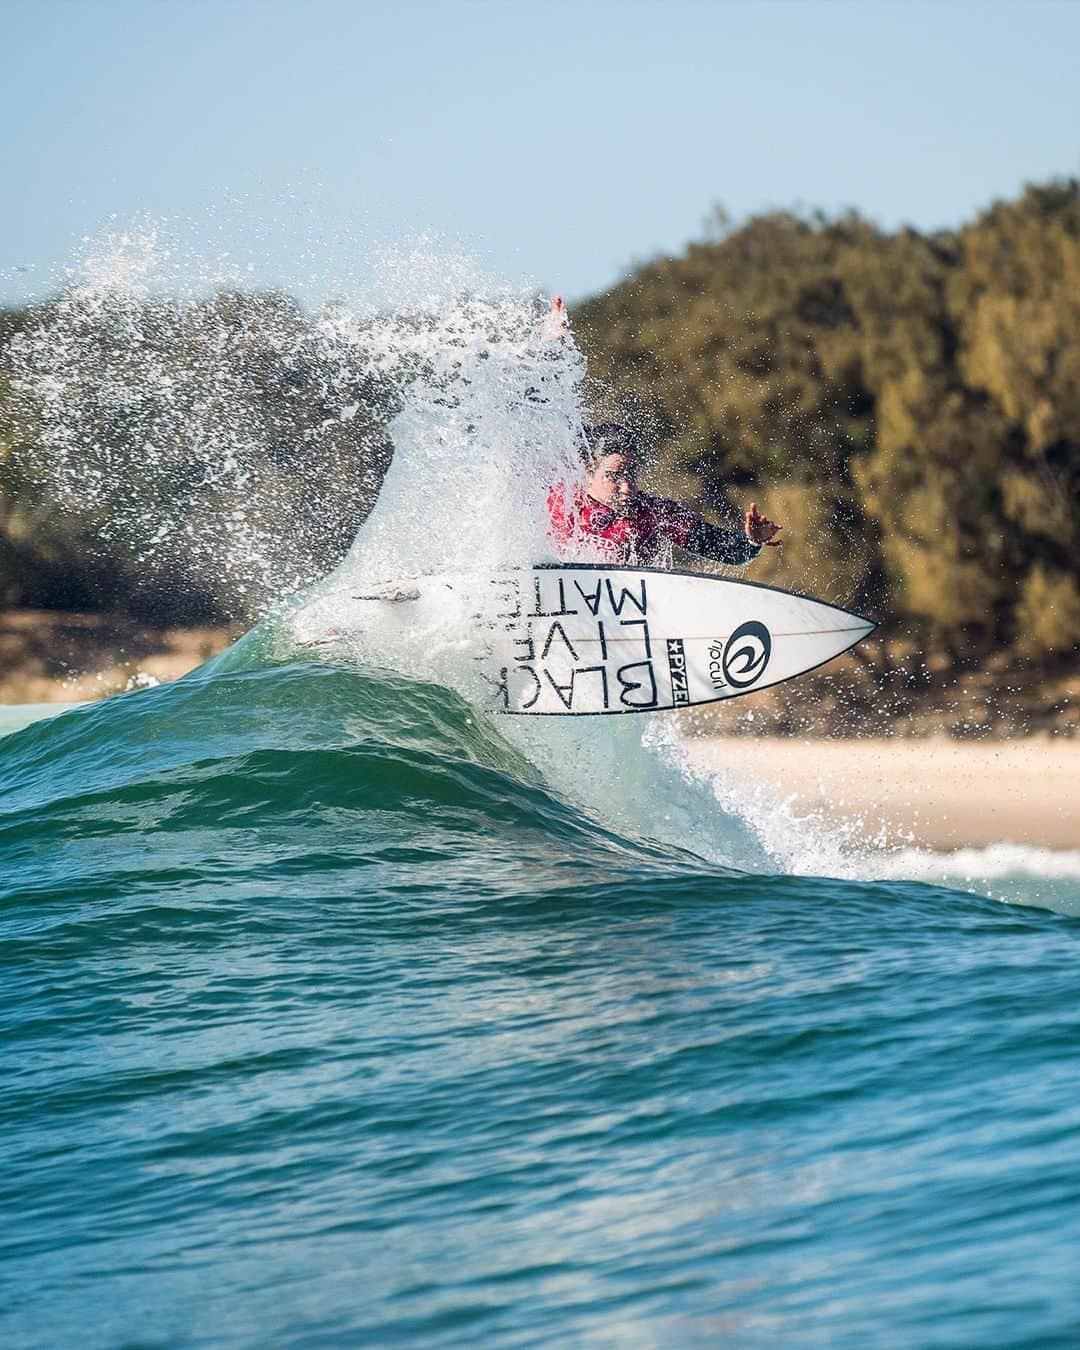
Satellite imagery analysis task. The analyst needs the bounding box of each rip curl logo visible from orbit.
[722,620,772,689]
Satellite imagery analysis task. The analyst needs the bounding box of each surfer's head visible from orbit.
[580,424,639,515]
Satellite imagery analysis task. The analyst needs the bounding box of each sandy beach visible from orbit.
[0,610,238,704]
[685,735,1080,851]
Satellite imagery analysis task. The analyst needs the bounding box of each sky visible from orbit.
[4,0,1080,306]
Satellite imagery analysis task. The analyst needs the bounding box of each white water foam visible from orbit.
[867,844,1080,915]
[641,720,1080,908]
[5,219,395,618]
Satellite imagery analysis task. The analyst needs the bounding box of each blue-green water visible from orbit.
[3,651,1078,1348]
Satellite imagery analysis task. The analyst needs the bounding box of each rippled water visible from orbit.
[3,656,1078,1347]
[5,231,1078,1345]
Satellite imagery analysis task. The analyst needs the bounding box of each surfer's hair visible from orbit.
[579,423,639,466]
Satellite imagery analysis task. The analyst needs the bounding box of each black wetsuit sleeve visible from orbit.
[684,517,761,565]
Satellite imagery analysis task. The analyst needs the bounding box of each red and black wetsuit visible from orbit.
[547,484,760,567]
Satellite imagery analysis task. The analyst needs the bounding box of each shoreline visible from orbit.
[0,610,238,704]
[684,736,1080,852]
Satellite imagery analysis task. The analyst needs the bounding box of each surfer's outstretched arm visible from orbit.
[683,502,782,565]
[525,296,571,405]
[684,518,762,565]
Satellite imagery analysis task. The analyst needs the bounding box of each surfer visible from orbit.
[542,298,783,567]
[549,422,782,567]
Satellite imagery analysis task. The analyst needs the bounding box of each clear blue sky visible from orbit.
[4,0,1079,305]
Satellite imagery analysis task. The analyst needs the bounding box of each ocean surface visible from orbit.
[5,251,1079,1346]
[3,645,1079,1348]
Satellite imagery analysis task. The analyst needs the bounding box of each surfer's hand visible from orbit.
[745,502,782,547]
[541,295,569,341]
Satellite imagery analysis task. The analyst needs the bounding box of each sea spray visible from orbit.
[315,261,587,580]
[3,225,391,618]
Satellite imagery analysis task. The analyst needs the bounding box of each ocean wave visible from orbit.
[0,659,714,897]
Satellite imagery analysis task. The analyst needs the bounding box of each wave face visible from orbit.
[3,659,1080,1346]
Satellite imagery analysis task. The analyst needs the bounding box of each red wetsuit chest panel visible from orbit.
[547,485,695,564]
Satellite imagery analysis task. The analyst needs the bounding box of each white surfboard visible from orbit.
[294,563,876,716]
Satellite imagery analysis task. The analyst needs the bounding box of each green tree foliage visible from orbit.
[576,181,1080,673]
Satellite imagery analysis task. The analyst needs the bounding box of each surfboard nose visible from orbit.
[790,604,877,671]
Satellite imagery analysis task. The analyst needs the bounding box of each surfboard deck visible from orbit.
[294,563,876,716]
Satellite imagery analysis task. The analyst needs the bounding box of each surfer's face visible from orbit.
[587,453,638,515]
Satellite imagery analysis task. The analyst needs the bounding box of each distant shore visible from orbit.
[685,736,1080,851]
[0,609,238,704]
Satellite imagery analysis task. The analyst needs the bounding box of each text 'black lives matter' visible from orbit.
[492,572,661,712]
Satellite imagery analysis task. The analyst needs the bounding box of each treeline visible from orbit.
[1,179,1078,690]
[575,180,1080,677]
